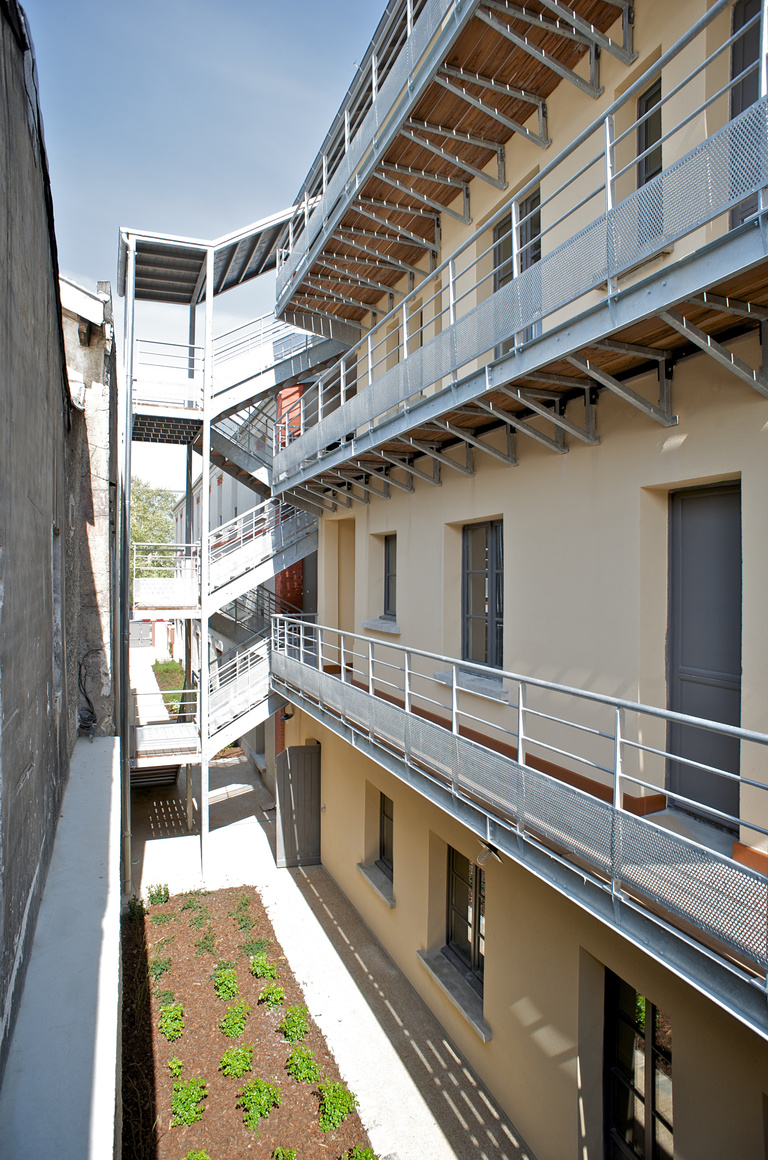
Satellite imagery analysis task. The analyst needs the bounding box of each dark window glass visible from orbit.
[462,521,503,669]
[637,79,662,187]
[444,847,485,995]
[493,190,541,349]
[605,971,673,1160]
[376,792,394,880]
[384,535,396,619]
[731,0,760,226]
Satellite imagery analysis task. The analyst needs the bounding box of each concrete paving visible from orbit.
[0,738,122,1160]
[130,754,535,1160]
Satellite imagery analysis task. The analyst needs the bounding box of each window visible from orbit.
[637,79,662,187]
[443,847,485,996]
[383,534,396,619]
[462,521,503,669]
[731,0,760,227]
[376,793,393,880]
[493,189,541,349]
[605,971,673,1160]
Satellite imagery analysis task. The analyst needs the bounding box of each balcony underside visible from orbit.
[270,649,768,1045]
[277,0,628,325]
[273,224,768,501]
[132,409,202,445]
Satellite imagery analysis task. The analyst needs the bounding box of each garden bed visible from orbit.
[122,884,375,1160]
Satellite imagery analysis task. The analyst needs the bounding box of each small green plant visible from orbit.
[156,934,175,949]
[151,911,175,926]
[250,952,278,979]
[238,1077,281,1132]
[273,1149,297,1160]
[220,999,251,1038]
[195,926,216,956]
[184,1151,210,1160]
[318,1079,358,1133]
[230,896,256,932]
[219,1043,254,1078]
[171,1076,207,1126]
[147,883,170,906]
[241,935,271,957]
[148,956,171,982]
[159,1002,185,1042]
[168,1056,183,1078]
[259,982,285,1010]
[346,1147,377,1160]
[279,1005,309,1043]
[189,907,210,930]
[156,988,175,1007]
[126,895,145,922]
[212,961,239,1000]
[180,893,202,912]
[286,1044,320,1084]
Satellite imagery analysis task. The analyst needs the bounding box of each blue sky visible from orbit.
[22,0,383,486]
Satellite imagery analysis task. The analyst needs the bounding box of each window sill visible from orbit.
[432,670,509,703]
[417,949,491,1042]
[356,861,395,908]
[361,617,401,635]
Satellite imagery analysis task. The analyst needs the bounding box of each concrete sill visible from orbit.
[361,618,401,635]
[357,861,395,908]
[417,949,492,1043]
[433,670,509,703]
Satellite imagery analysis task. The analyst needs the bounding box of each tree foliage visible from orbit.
[131,477,176,547]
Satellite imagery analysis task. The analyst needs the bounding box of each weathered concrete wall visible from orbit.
[0,2,115,1087]
[61,278,118,739]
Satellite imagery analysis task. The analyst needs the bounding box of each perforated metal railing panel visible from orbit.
[273,97,768,486]
[271,650,768,970]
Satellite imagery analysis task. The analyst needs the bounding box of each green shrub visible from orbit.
[219,1043,254,1078]
[184,1151,210,1160]
[151,911,175,926]
[346,1147,377,1160]
[147,883,169,906]
[318,1079,358,1133]
[241,935,270,957]
[286,1045,320,1084]
[156,988,175,1007]
[189,907,210,930]
[238,1077,281,1132]
[279,1005,309,1043]
[195,926,216,956]
[220,999,251,1039]
[126,895,145,922]
[168,1056,183,1078]
[148,956,171,982]
[212,961,239,1000]
[250,952,278,979]
[230,896,255,932]
[273,1149,297,1160]
[259,982,285,1010]
[180,893,202,911]
[171,1076,207,1126]
[159,1002,185,1042]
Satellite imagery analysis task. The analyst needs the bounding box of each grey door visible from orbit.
[275,744,321,868]
[667,484,741,830]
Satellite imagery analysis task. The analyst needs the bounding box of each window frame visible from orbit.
[604,970,673,1160]
[383,533,397,620]
[461,520,503,671]
[443,846,485,997]
[636,78,662,188]
[376,792,394,881]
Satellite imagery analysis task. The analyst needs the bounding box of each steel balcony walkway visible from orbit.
[207,498,318,609]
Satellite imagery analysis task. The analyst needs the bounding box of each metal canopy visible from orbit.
[118,204,304,305]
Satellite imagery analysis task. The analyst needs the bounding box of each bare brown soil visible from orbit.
[122,884,373,1160]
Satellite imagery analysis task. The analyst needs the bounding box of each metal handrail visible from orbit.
[208,498,312,573]
[273,0,764,479]
[271,616,768,835]
[213,312,321,367]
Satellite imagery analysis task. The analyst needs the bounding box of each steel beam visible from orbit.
[375,448,441,485]
[324,469,391,500]
[473,396,567,452]
[401,126,507,190]
[303,279,375,312]
[353,204,439,252]
[514,387,599,444]
[478,5,602,99]
[356,462,414,492]
[428,417,518,464]
[685,291,768,321]
[357,195,440,222]
[536,0,636,63]
[435,71,549,149]
[375,167,471,224]
[566,353,678,424]
[591,337,673,360]
[314,259,405,297]
[404,437,475,475]
[660,308,768,399]
[331,233,423,276]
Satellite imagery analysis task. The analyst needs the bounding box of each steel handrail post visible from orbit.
[368,640,374,696]
[404,650,412,713]
[604,114,617,296]
[517,681,527,766]
[451,663,459,735]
